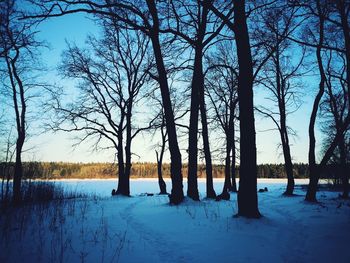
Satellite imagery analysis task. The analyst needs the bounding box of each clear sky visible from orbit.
[18,12,323,165]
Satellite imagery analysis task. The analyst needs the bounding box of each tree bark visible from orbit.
[187,49,201,201]
[276,51,295,196]
[156,148,167,195]
[13,136,24,204]
[223,99,235,195]
[116,130,127,195]
[198,53,216,199]
[187,2,211,200]
[6,51,25,205]
[199,96,216,198]
[281,132,295,195]
[156,118,167,195]
[147,0,184,204]
[234,0,260,218]
[306,0,325,202]
[124,108,132,196]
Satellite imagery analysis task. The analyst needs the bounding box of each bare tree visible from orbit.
[255,5,304,195]
[205,41,239,198]
[290,0,350,201]
[206,0,264,217]
[319,0,350,199]
[157,0,230,200]
[206,0,299,216]
[0,0,40,204]
[27,0,185,204]
[150,82,188,195]
[320,48,349,198]
[51,22,153,196]
[155,112,168,195]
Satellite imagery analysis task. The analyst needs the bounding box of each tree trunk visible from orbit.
[156,120,167,195]
[116,116,128,195]
[339,135,349,198]
[13,136,24,204]
[281,135,295,195]
[124,110,132,196]
[306,1,325,202]
[234,0,260,218]
[223,100,234,195]
[157,161,167,195]
[116,137,127,195]
[156,149,167,195]
[7,54,25,205]
[198,56,216,199]
[223,141,232,194]
[187,49,201,201]
[231,125,237,192]
[337,0,350,110]
[274,45,295,196]
[147,0,184,204]
[229,99,237,193]
[336,0,350,199]
[187,1,212,200]
[200,105,216,198]
[279,97,295,196]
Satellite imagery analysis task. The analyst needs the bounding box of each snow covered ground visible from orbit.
[1,179,349,263]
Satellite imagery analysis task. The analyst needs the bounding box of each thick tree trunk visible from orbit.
[13,137,24,204]
[306,1,325,202]
[234,0,260,218]
[282,137,295,195]
[7,54,25,205]
[124,111,132,196]
[187,49,201,201]
[123,101,134,197]
[187,1,212,200]
[147,0,184,204]
[157,161,167,195]
[306,164,319,202]
[116,131,127,195]
[115,112,128,196]
[280,104,295,196]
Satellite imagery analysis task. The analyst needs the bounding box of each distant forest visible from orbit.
[0,162,321,180]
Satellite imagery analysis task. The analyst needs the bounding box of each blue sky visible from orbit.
[20,13,323,164]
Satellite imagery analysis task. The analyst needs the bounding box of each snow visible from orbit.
[1,179,349,263]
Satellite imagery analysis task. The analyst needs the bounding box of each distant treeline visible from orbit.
[0,161,318,179]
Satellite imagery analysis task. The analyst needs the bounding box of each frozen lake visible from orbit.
[52,178,311,197]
